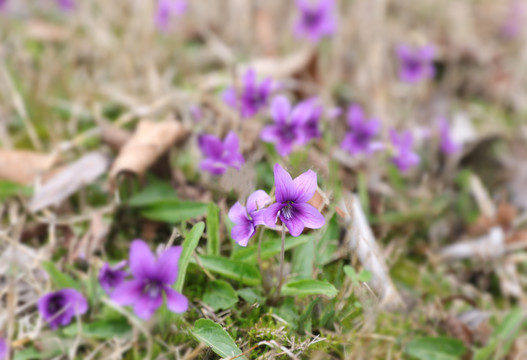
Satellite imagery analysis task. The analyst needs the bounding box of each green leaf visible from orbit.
[405,337,466,360]
[281,279,338,298]
[232,235,311,262]
[206,203,220,256]
[62,318,131,339]
[203,280,238,311]
[190,319,246,359]
[292,235,314,279]
[358,270,372,282]
[14,347,62,360]
[315,216,339,266]
[343,265,358,284]
[238,288,264,304]
[474,308,524,360]
[175,222,205,292]
[0,180,32,200]
[127,181,178,207]
[140,201,208,223]
[41,261,81,291]
[192,255,261,286]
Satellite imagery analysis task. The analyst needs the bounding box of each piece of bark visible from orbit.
[109,120,189,188]
[28,152,110,212]
[0,149,53,185]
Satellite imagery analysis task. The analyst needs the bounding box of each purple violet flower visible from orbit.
[297,98,323,143]
[438,117,461,155]
[389,129,420,172]
[228,190,272,246]
[111,240,188,320]
[222,69,273,119]
[396,44,435,84]
[37,289,88,329]
[501,0,524,38]
[260,96,310,156]
[0,337,7,360]
[263,164,325,237]
[99,261,128,295]
[155,0,187,31]
[340,105,384,156]
[0,0,7,10]
[198,131,245,175]
[56,0,74,11]
[294,0,336,43]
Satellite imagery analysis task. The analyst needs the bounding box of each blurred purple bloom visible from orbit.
[501,0,524,38]
[0,0,6,11]
[390,129,420,172]
[155,0,187,31]
[261,96,310,156]
[38,289,88,329]
[327,106,342,120]
[294,0,336,43]
[396,44,435,84]
[198,131,245,175]
[0,337,7,360]
[99,261,128,294]
[111,240,188,320]
[56,0,74,11]
[264,164,325,237]
[190,105,202,122]
[228,190,272,246]
[340,105,384,156]
[297,98,323,142]
[222,69,272,119]
[438,117,461,155]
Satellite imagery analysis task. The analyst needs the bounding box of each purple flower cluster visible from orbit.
[340,105,384,156]
[229,163,325,245]
[110,240,188,320]
[155,0,187,31]
[438,117,461,155]
[38,288,88,329]
[223,69,273,119]
[198,131,245,175]
[294,0,337,43]
[396,44,435,84]
[261,96,323,156]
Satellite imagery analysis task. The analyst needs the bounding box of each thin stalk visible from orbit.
[257,227,265,275]
[276,225,286,299]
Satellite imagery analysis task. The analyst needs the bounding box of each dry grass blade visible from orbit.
[338,192,403,310]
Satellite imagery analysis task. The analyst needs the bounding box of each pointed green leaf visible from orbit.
[206,203,220,256]
[405,337,466,360]
[175,222,205,292]
[190,319,246,359]
[41,261,81,291]
[192,255,261,285]
[281,279,338,298]
[203,280,238,311]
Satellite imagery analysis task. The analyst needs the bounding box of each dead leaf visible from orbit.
[71,211,109,262]
[442,315,473,349]
[101,124,132,152]
[439,227,505,261]
[28,152,110,212]
[109,120,189,188]
[0,149,53,185]
[244,47,316,79]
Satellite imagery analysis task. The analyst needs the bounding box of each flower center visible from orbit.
[303,10,322,27]
[405,58,422,73]
[281,204,294,220]
[143,282,162,298]
[47,295,65,315]
[281,124,297,141]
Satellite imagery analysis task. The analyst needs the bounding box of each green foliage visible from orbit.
[206,203,220,256]
[405,337,466,360]
[474,308,525,360]
[232,234,311,262]
[0,180,32,200]
[343,266,372,284]
[41,261,81,291]
[203,280,238,311]
[62,317,131,339]
[192,255,261,285]
[175,222,205,292]
[190,319,246,359]
[281,279,338,298]
[140,201,208,223]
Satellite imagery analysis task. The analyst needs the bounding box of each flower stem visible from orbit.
[257,227,265,274]
[276,225,286,299]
